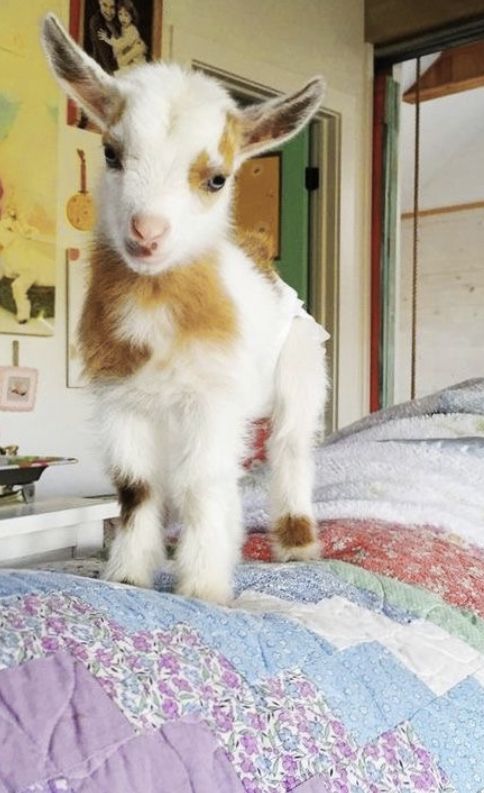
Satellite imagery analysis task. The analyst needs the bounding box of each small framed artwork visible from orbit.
[0,366,38,412]
[68,0,163,128]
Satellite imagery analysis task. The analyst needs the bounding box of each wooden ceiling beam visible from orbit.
[404,41,484,102]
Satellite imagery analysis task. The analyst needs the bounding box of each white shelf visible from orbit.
[0,496,120,565]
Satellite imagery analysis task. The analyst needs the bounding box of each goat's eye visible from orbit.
[206,174,226,192]
[103,144,121,169]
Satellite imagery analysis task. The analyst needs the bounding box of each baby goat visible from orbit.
[42,14,329,603]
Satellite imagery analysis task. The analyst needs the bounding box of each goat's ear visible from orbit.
[41,13,122,130]
[237,77,325,161]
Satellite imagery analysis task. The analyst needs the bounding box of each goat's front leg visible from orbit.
[101,408,165,588]
[171,402,244,604]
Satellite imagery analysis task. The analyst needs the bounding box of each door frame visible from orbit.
[371,19,484,412]
[192,61,341,433]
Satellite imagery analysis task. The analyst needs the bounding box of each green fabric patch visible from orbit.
[325,559,484,654]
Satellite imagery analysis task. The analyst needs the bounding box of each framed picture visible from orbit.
[0,3,58,337]
[0,209,56,337]
[66,247,89,388]
[0,366,38,412]
[68,0,163,128]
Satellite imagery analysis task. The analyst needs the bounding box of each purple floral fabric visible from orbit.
[0,586,461,793]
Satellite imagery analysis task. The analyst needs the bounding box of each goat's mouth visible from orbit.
[122,238,168,275]
[124,239,156,259]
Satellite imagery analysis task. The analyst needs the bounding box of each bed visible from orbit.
[1,380,483,792]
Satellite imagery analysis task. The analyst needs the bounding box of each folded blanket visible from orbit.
[242,379,484,548]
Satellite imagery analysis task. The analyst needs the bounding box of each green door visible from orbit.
[277,127,310,305]
[234,127,311,307]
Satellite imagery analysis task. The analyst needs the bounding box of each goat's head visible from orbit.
[42,14,325,276]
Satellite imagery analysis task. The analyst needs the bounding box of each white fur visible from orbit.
[42,15,329,601]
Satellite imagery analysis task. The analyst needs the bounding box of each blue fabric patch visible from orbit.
[232,563,412,623]
[411,677,484,793]
[0,561,413,625]
[307,642,435,745]
[0,571,332,682]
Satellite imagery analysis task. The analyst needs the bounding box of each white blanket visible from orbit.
[242,379,484,549]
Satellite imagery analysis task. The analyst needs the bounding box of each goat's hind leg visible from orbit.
[268,316,328,561]
[102,410,165,588]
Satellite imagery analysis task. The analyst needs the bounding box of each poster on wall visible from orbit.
[0,0,62,336]
[66,247,89,388]
[59,124,102,388]
[67,0,163,129]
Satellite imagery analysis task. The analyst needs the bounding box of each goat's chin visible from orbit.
[119,246,176,276]
[123,256,168,276]
[120,243,211,277]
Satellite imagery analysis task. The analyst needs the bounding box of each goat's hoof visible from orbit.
[176,579,232,605]
[271,514,321,562]
[103,565,154,589]
[271,537,321,563]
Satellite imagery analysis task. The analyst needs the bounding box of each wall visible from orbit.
[399,86,484,212]
[396,209,484,400]
[0,0,372,497]
[394,84,484,401]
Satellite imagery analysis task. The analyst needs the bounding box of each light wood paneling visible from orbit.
[402,201,484,220]
[404,41,484,102]
[395,207,484,401]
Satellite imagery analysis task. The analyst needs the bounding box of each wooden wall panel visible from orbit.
[403,41,484,102]
[365,0,484,45]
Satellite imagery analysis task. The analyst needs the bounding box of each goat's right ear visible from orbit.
[41,13,122,130]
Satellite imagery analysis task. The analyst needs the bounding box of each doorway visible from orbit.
[371,36,484,410]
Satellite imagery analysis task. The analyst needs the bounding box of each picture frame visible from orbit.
[0,226,56,336]
[0,366,38,412]
[67,0,163,129]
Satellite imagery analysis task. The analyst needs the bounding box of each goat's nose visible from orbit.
[130,213,170,248]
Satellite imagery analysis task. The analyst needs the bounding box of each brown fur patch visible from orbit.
[79,243,237,381]
[78,244,151,380]
[133,255,238,346]
[189,116,241,195]
[113,475,150,526]
[188,150,212,194]
[274,514,315,548]
[236,229,278,285]
[218,113,242,171]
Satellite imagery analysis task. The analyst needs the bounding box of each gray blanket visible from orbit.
[242,379,484,548]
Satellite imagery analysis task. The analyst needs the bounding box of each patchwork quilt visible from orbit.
[1,516,483,793]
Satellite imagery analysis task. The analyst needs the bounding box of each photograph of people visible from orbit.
[97,0,148,73]
[87,0,120,73]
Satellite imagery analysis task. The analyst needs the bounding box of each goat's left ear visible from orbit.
[41,13,121,131]
[237,77,325,161]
